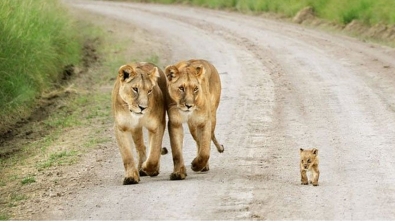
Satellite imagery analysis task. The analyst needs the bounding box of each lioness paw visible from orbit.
[141,163,160,177]
[170,172,187,180]
[139,170,148,177]
[201,165,210,172]
[123,177,140,185]
[191,156,209,172]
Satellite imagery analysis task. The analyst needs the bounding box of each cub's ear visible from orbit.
[312,148,319,155]
[118,65,135,82]
[165,65,179,82]
[300,148,304,153]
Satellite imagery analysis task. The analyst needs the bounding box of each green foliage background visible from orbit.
[136,0,395,25]
[0,0,82,131]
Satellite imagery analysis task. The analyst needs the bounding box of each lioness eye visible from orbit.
[307,159,311,163]
[179,86,184,92]
[132,87,138,93]
[194,87,199,93]
[148,89,152,94]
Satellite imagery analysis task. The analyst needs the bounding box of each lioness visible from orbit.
[300,148,320,186]
[112,62,167,185]
[164,59,224,180]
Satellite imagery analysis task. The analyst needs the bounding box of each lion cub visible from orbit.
[299,148,320,186]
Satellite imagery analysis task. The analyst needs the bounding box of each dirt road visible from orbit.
[46,1,395,220]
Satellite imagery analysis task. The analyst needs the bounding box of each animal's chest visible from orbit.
[182,110,208,125]
[116,112,143,129]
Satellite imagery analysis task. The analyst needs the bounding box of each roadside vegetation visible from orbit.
[0,0,82,134]
[1,0,91,219]
[0,2,163,218]
[131,0,395,26]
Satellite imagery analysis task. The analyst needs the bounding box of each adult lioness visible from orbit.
[165,59,224,180]
[112,62,167,185]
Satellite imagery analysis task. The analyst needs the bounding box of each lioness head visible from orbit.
[118,63,159,116]
[300,148,318,170]
[164,62,205,113]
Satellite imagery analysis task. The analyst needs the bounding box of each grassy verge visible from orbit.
[0,6,165,219]
[130,0,395,26]
[0,0,82,134]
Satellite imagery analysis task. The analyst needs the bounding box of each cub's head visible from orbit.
[118,63,159,116]
[300,148,318,170]
[164,62,205,113]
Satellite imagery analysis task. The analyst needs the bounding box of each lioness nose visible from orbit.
[185,104,192,109]
[138,105,147,111]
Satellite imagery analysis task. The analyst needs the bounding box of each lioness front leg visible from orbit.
[168,120,187,180]
[115,127,140,185]
[141,125,165,177]
[188,122,209,172]
[191,123,211,172]
[131,127,148,177]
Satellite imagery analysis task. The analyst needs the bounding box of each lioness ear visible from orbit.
[312,148,318,155]
[118,65,135,82]
[300,148,304,153]
[165,65,179,82]
[147,67,160,84]
[194,64,205,78]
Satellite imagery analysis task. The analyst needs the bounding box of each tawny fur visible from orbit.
[164,59,224,180]
[112,62,168,185]
[300,148,320,186]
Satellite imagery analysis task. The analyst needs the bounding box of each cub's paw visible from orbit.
[301,181,309,185]
[312,182,319,186]
[123,177,140,185]
[170,172,187,180]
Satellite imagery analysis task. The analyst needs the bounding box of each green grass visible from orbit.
[21,176,36,185]
[130,0,395,26]
[36,150,79,171]
[10,193,27,202]
[0,213,10,221]
[0,0,83,133]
